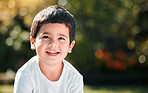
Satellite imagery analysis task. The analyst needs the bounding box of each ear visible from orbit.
[68,40,75,53]
[30,36,36,50]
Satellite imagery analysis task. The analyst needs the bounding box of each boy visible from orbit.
[13,5,84,93]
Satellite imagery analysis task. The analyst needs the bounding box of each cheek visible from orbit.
[36,39,46,46]
[36,40,47,50]
[59,42,69,50]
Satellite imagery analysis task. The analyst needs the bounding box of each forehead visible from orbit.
[38,23,70,36]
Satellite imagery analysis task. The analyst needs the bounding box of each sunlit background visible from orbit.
[0,0,148,92]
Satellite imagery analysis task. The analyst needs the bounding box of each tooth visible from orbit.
[50,52,57,54]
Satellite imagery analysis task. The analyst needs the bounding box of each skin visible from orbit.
[30,23,75,81]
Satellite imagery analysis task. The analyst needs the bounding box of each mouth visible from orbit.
[46,51,60,56]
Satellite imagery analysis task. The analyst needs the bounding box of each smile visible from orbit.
[46,51,60,56]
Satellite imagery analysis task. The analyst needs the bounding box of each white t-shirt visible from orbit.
[13,56,84,93]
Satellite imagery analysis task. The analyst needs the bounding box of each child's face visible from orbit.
[30,23,75,65]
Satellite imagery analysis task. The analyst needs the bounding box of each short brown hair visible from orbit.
[30,5,75,44]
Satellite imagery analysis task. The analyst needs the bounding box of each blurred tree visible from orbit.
[0,0,148,84]
[68,0,148,84]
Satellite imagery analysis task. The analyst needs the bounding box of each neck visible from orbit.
[38,59,64,81]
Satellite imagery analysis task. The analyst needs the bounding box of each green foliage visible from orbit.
[0,0,148,84]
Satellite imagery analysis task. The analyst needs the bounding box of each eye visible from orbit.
[42,36,50,39]
[58,37,65,40]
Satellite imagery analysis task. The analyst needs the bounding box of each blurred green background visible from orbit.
[0,0,148,92]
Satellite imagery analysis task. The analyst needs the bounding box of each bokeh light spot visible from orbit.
[6,37,14,46]
[20,8,28,16]
[8,0,16,8]
[127,40,135,49]
[139,55,146,64]
[58,0,67,6]
[95,49,104,58]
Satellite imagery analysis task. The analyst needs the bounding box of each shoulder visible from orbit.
[15,56,37,81]
[14,57,36,93]
[63,59,83,79]
[17,56,37,74]
[63,60,84,93]
[14,56,38,92]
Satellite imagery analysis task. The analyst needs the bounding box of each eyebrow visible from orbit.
[41,32,49,35]
[58,33,68,39]
[37,32,48,37]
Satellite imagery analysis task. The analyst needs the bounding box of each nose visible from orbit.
[48,39,57,48]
